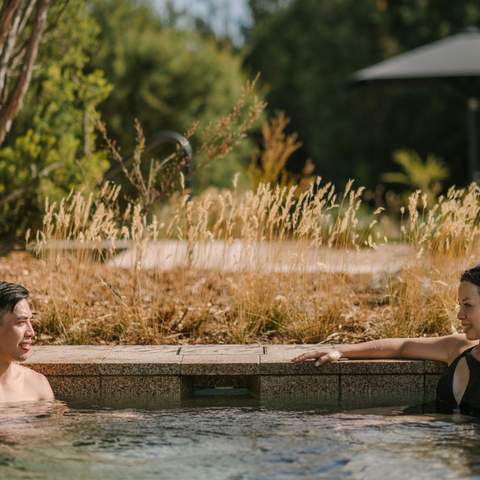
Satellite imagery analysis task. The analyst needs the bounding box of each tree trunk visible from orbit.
[0,0,49,146]
[0,0,22,50]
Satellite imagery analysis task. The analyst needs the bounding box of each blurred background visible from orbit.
[1,0,480,242]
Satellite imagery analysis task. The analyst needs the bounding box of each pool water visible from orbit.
[1,402,480,479]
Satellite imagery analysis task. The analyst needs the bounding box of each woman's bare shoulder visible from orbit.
[445,334,477,364]
[399,334,473,363]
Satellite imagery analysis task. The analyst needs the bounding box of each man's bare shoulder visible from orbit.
[19,365,55,400]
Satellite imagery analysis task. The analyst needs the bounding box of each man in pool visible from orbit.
[0,282,54,402]
[292,264,480,416]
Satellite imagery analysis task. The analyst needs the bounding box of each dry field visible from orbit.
[0,249,461,345]
[4,81,479,346]
[3,180,480,346]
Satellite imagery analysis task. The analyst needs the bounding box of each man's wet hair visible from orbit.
[0,282,29,319]
[461,265,480,288]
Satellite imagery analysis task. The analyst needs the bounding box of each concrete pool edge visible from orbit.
[24,345,446,408]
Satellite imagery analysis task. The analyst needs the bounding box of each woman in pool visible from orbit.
[292,264,480,416]
[0,282,54,402]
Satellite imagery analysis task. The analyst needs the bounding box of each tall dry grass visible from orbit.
[21,176,480,345]
[25,169,389,344]
[385,183,480,340]
[16,82,480,345]
[164,176,380,247]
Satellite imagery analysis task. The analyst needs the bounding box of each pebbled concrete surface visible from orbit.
[24,345,445,408]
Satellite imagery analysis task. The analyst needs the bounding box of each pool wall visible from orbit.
[25,345,445,407]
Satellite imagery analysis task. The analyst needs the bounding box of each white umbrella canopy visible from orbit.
[354,28,480,181]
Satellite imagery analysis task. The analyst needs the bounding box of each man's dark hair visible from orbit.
[460,265,480,288]
[0,282,29,315]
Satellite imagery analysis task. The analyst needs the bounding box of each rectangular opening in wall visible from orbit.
[185,375,259,399]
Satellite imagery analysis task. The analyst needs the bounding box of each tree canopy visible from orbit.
[244,0,480,188]
[90,0,260,192]
[0,0,111,239]
[0,0,263,239]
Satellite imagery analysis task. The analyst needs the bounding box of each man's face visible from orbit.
[0,299,35,363]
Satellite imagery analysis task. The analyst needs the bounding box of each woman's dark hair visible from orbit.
[460,265,480,288]
[0,282,29,315]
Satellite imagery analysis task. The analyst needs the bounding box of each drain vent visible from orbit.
[184,375,259,399]
[193,386,251,397]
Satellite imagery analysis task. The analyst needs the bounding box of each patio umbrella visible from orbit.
[354,27,480,182]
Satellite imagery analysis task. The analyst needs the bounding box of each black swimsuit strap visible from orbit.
[436,343,480,414]
[449,345,477,367]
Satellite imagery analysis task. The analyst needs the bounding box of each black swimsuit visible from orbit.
[436,345,480,416]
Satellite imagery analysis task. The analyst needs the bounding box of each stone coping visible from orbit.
[23,345,447,408]
[24,345,446,376]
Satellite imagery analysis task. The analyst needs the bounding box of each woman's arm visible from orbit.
[291,334,473,365]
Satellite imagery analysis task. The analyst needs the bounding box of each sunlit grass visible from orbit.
[18,79,480,345]
[8,178,478,345]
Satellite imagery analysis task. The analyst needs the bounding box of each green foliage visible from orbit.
[245,0,385,185]
[247,111,307,189]
[382,150,449,204]
[244,0,480,188]
[0,0,112,239]
[90,0,261,192]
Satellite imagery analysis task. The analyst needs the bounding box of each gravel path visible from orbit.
[108,240,415,274]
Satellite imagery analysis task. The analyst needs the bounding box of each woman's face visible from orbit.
[458,281,480,340]
[0,299,35,364]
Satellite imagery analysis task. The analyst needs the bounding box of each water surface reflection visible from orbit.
[1,402,480,479]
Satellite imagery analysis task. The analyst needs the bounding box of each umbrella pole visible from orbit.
[467,97,479,183]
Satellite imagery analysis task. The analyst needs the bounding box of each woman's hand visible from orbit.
[291,349,342,366]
